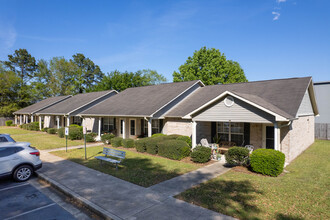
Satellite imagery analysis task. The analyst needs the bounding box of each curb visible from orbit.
[35,171,122,220]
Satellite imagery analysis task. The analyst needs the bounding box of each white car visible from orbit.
[0,142,42,182]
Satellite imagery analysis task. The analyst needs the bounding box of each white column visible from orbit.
[192,121,197,149]
[274,122,280,151]
[15,115,17,125]
[66,116,70,127]
[98,117,102,139]
[39,116,42,130]
[122,119,126,139]
[20,115,22,125]
[148,119,152,137]
[56,116,60,129]
[31,115,34,122]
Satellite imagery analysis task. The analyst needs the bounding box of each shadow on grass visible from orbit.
[177,179,263,220]
[276,213,304,220]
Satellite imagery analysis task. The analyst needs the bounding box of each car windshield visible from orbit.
[0,136,15,142]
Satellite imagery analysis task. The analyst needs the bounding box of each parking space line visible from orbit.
[4,203,56,220]
[0,183,29,192]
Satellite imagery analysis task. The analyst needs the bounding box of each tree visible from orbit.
[173,47,247,85]
[91,69,167,92]
[70,53,104,93]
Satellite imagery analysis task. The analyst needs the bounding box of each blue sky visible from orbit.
[1,0,329,82]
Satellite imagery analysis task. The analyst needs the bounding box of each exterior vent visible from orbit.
[224,96,234,107]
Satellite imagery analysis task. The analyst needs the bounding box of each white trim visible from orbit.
[183,91,287,121]
[150,80,204,117]
[78,114,149,118]
[148,118,152,137]
[192,121,197,148]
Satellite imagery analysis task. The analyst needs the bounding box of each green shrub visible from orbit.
[135,139,147,152]
[68,127,83,140]
[69,124,81,128]
[250,149,285,177]
[5,120,13,126]
[158,140,190,160]
[42,127,48,132]
[86,133,97,142]
[123,139,135,148]
[151,133,166,138]
[47,128,57,134]
[191,146,212,163]
[145,138,160,154]
[11,124,16,127]
[111,137,123,147]
[57,127,65,138]
[176,136,192,147]
[225,147,250,166]
[101,133,115,144]
[165,134,181,140]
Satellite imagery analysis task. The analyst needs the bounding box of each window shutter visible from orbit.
[114,118,116,130]
[159,119,164,133]
[141,119,144,135]
[244,123,250,145]
[101,118,104,132]
[211,122,216,142]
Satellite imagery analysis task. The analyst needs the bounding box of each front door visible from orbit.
[266,126,274,149]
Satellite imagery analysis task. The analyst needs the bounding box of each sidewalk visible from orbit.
[37,151,234,220]
[43,143,101,153]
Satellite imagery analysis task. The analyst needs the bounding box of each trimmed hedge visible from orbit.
[86,133,97,142]
[101,133,115,144]
[250,149,285,177]
[123,138,135,148]
[158,140,190,160]
[191,146,211,163]
[151,133,166,138]
[135,139,147,152]
[68,127,83,140]
[5,120,13,126]
[111,137,123,147]
[58,127,65,138]
[47,128,57,134]
[22,122,40,131]
[145,138,160,154]
[225,147,249,166]
[176,136,192,147]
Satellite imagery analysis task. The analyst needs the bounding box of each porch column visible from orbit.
[15,115,17,125]
[148,119,152,137]
[98,117,102,139]
[66,116,70,127]
[23,115,26,124]
[192,121,197,149]
[20,115,22,125]
[39,116,42,130]
[31,115,34,122]
[122,119,126,139]
[274,122,280,151]
[56,116,60,129]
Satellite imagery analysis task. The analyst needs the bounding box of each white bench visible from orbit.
[95,147,126,170]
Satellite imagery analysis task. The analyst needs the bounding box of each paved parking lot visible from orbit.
[0,177,76,220]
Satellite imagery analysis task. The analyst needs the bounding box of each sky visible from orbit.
[0,0,329,82]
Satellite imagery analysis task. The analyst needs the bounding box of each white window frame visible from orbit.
[152,119,160,135]
[217,122,244,144]
[73,116,82,126]
[103,117,115,132]
[130,119,136,136]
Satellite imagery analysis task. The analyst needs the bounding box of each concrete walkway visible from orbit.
[43,143,101,152]
[37,151,234,220]
[149,162,231,196]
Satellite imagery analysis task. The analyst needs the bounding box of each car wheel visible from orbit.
[13,165,33,182]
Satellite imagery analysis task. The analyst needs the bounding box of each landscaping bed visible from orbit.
[176,140,330,220]
[51,146,201,187]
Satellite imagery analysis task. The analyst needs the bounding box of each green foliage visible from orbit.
[250,149,285,177]
[5,120,13,126]
[47,128,57,134]
[158,140,190,160]
[122,139,135,148]
[176,136,192,147]
[90,69,167,92]
[86,133,97,142]
[42,127,48,132]
[57,127,65,138]
[101,133,115,144]
[135,139,147,152]
[173,47,247,85]
[225,147,250,166]
[21,122,39,131]
[191,146,212,163]
[111,137,123,147]
[151,133,166,138]
[68,127,83,140]
[145,138,160,154]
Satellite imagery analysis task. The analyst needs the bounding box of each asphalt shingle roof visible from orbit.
[80,80,201,117]
[14,96,71,114]
[165,77,312,119]
[37,90,116,115]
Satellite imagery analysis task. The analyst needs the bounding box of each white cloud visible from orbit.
[277,0,287,3]
[0,23,16,50]
[272,11,281,20]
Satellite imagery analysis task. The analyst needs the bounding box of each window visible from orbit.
[120,119,124,134]
[152,120,160,135]
[144,120,148,136]
[0,147,22,158]
[103,117,115,132]
[73,117,82,126]
[0,137,8,142]
[130,120,135,136]
[217,122,244,146]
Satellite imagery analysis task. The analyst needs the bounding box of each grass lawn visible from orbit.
[0,126,84,150]
[51,146,201,187]
[176,140,330,220]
